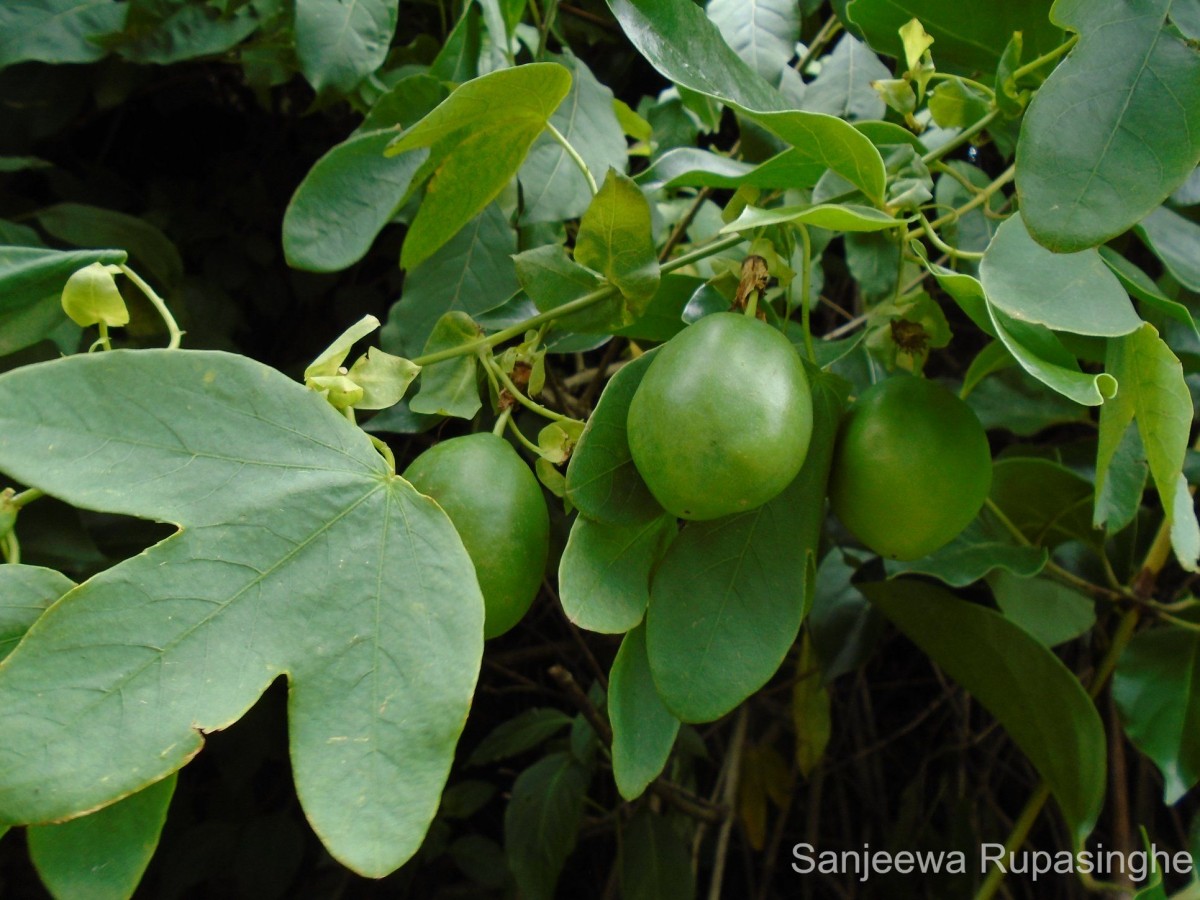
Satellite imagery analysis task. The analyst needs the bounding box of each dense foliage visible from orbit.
[0,0,1199,897]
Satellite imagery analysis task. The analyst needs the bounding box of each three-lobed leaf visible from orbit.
[386,63,572,269]
[0,350,485,878]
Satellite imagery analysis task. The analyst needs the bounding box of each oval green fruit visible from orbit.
[626,312,813,521]
[828,375,991,561]
[403,432,549,639]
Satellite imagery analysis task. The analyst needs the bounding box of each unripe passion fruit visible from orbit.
[403,433,549,638]
[828,375,991,561]
[626,312,813,521]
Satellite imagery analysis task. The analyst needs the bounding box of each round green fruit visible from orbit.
[828,375,991,561]
[403,432,549,639]
[626,312,813,521]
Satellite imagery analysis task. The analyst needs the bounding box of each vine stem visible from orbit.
[492,407,513,436]
[1010,34,1079,82]
[1,530,19,564]
[410,233,745,367]
[920,108,1000,166]
[797,223,817,363]
[708,707,749,900]
[119,265,183,349]
[11,488,44,509]
[368,435,395,474]
[917,212,985,261]
[505,415,544,455]
[903,164,1015,245]
[546,121,598,195]
[485,355,579,426]
[794,14,842,75]
[926,71,995,99]
[982,497,1127,601]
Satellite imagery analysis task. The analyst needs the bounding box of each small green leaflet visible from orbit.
[722,203,905,234]
[410,311,484,419]
[0,350,485,879]
[564,349,664,526]
[608,624,680,800]
[574,169,660,308]
[386,63,572,269]
[559,514,675,634]
[1098,324,1200,571]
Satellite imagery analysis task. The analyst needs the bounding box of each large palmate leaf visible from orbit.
[865,580,1106,843]
[646,368,848,723]
[608,0,887,204]
[0,350,484,878]
[294,0,399,94]
[1016,0,1200,251]
[386,64,572,269]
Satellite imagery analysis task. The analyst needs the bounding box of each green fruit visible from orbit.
[626,312,813,521]
[403,432,549,639]
[829,375,991,561]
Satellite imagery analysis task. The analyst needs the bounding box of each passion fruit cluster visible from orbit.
[624,313,991,561]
